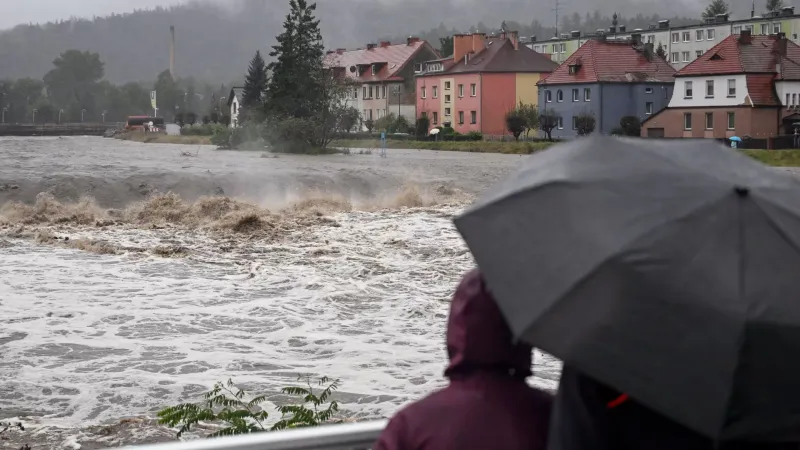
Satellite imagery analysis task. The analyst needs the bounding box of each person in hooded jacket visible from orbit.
[548,365,800,450]
[373,269,553,450]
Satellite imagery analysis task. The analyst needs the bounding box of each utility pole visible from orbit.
[552,0,568,38]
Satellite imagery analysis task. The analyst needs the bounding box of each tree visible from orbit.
[415,116,430,138]
[517,102,540,138]
[186,112,197,126]
[264,0,325,120]
[43,50,104,114]
[540,110,561,140]
[574,113,596,136]
[153,70,182,121]
[767,0,785,13]
[505,109,526,141]
[364,119,375,132]
[702,0,729,19]
[656,43,667,60]
[337,106,360,132]
[240,50,268,123]
[439,36,454,57]
[619,116,641,136]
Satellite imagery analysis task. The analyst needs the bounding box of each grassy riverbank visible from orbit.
[115,131,212,145]
[331,139,552,154]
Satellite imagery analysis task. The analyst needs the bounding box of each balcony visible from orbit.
[120,420,387,450]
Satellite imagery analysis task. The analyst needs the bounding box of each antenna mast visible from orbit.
[552,0,567,37]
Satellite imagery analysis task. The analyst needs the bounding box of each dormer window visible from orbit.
[371,65,377,76]
[568,64,581,74]
[710,53,723,61]
[427,62,444,72]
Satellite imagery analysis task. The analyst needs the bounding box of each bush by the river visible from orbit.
[181,123,227,136]
[157,376,340,437]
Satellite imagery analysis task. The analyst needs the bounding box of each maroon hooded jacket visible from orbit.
[373,269,553,450]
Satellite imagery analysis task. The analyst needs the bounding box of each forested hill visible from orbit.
[0,0,762,84]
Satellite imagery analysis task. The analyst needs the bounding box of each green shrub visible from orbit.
[157,376,340,438]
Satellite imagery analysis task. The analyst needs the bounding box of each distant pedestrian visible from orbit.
[794,128,799,148]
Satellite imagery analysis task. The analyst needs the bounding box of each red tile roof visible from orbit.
[538,39,676,85]
[678,34,800,79]
[324,41,436,83]
[745,74,781,106]
[441,38,558,74]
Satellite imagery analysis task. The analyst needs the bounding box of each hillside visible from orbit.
[0,0,764,84]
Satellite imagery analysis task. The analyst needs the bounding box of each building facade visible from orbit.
[324,38,439,129]
[642,31,800,138]
[537,38,675,138]
[528,7,800,70]
[227,87,243,128]
[415,31,558,136]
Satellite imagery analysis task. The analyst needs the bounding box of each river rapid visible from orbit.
[0,137,561,449]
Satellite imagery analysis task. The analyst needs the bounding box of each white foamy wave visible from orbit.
[0,205,561,434]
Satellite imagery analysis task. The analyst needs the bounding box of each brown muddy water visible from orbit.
[0,137,562,449]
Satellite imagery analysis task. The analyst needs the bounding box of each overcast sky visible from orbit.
[0,0,186,30]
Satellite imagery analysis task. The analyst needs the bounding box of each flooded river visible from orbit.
[0,137,561,448]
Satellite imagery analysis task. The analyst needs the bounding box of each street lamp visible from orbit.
[2,107,7,124]
[58,109,64,124]
[81,109,87,122]
[32,108,38,124]
[102,110,107,123]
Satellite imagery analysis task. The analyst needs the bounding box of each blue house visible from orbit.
[537,36,676,138]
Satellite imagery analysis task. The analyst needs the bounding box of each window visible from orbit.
[647,35,655,44]
[706,80,714,97]
[369,86,373,98]
[794,93,797,106]
[645,87,653,94]
[552,44,558,53]
[353,87,358,99]
[672,32,679,43]
[682,52,690,62]
[545,90,552,102]
[696,50,703,58]
[683,31,691,42]
[672,52,680,62]
[470,111,477,124]
[382,85,386,98]
[557,90,564,102]
[458,84,464,97]
[761,24,769,34]
[458,111,464,124]
[696,30,704,41]
[371,65,376,76]
[646,102,654,115]
[421,87,426,98]
[445,94,451,103]
[727,112,735,130]
[684,112,692,130]
[558,117,564,129]
[572,116,578,130]
[727,79,736,97]
[584,88,591,101]
[560,43,566,53]
[788,93,791,106]
[421,111,427,118]
[685,81,693,98]
[572,89,579,101]
[444,81,451,90]
[444,107,451,116]
[433,86,438,98]
[470,84,477,96]
[705,112,714,130]
[433,111,438,124]
[707,29,715,40]
[363,86,367,98]
[733,26,742,34]
[774,23,782,33]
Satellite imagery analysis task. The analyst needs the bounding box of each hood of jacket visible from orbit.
[444,269,533,379]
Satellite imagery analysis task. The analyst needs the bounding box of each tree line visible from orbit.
[0,51,235,124]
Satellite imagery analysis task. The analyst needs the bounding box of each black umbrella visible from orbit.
[454,136,800,442]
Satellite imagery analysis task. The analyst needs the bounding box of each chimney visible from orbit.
[367,43,377,50]
[336,48,346,54]
[740,29,752,44]
[571,30,581,38]
[658,19,670,29]
[530,35,537,43]
[407,36,420,45]
[776,32,788,56]
[169,25,176,79]
[644,42,654,61]
[619,25,627,33]
[510,30,519,50]
[609,26,617,33]
[380,41,391,48]
[631,33,642,46]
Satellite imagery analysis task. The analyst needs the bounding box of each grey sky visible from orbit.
[0,0,186,30]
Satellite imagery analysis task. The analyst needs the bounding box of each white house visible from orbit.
[227,87,243,128]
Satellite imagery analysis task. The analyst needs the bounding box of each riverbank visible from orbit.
[115,131,212,145]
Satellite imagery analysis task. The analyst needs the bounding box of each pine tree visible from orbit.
[766,0,785,13]
[264,0,325,120]
[656,42,667,59]
[239,50,268,123]
[702,0,730,19]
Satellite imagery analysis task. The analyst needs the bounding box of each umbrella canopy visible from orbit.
[730,136,743,142]
[454,136,800,442]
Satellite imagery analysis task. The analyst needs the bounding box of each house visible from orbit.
[641,31,800,138]
[415,31,558,136]
[227,87,243,128]
[324,38,439,129]
[528,7,800,70]
[537,35,676,138]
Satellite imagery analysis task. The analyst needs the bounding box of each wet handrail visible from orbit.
[120,420,387,450]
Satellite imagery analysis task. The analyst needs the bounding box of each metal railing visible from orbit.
[121,420,387,450]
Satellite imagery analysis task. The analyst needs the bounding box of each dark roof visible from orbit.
[419,38,558,76]
[228,87,244,106]
[323,41,437,82]
[678,34,800,78]
[538,39,676,85]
